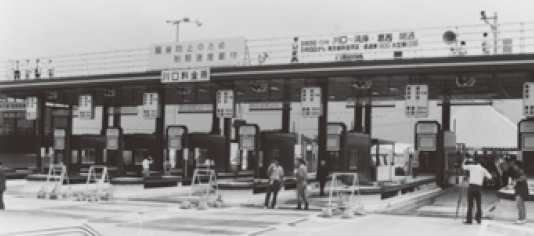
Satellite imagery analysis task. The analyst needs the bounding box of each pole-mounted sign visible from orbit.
[25,96,39,120]
[143,93,159,119]
[216,90,234,118]
[301,87,322,118]
[405,85,428,118]
[79,94,95,120]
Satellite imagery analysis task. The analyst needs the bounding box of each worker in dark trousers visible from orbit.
[316,160,329,196]
[264,158,284,209]
[462,156,492,224]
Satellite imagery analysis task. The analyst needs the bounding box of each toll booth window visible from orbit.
[81,148,96,164]
[123,150,132,165]
[71,150,78,165]
[134,149,148,165]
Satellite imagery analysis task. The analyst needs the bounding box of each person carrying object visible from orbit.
[264,158,284,209]
[462,155,492,224]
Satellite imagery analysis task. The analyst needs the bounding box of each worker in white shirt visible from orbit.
[462,155,492,224]
[142,156,153,177]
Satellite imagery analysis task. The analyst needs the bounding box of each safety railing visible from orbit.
[1,21,534,82]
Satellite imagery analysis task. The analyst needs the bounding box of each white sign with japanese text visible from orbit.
[301,87,322,118]
[25,97,39,120]
[523,83,534,117]
[78,95,94,120]
[161,68,210,83]
[405,85,428,118]
[292,32,418,63]
[143,93,159,119]
[216,90,234,118]
[149,38,246,70]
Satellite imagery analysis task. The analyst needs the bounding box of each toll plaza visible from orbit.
[1,21,534,196]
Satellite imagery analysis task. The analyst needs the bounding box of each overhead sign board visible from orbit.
[0,101,26,111]
[108,106,139,116]
[405,85,428,118]
[248,102,283,111]
[161,68,210,83]
[78,95,94,120]
[216,90,234,118]
[293,32,418,62]
[178,104,213,113]
[25,97,39,120]
[301,87,322,118]
[149,37,246,70]
[142,93,159,119]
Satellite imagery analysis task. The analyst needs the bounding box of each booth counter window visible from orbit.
[81,148,95,164]
[134,149,148,165]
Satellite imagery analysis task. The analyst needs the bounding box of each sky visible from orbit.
[1,0,534,61]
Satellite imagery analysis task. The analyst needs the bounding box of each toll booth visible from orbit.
[166,126,188,177]
[518,119,534,175]
[346,132,372,183]
[259,131,296,178]
[122,134,159,176]
[188,133,227,175]
[237,124,259,173]
[414,121,444,185]
[53,128,69,165]
[327,123,346,171]
[70,135,107,175]
[327,123,372,183]
[371,139,395,182]
[442,130,458,185]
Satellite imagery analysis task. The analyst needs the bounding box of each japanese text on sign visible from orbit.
[78,95,94,120]
[523,83,534,117]
[299,32,418,53]
[161,68,210,83]
[405,85,428,118]
[25,97,39,120]
[143,93,159,119]
[216,90,234,118]
[149,38,246,70]
[301,87,322,118]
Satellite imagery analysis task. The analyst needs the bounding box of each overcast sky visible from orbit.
[1,0,533,61]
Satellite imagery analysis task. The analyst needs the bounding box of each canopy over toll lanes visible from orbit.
[1,21,534,189]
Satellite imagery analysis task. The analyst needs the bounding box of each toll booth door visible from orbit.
[523,151,534,176]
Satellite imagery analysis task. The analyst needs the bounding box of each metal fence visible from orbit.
[1,21,534,82]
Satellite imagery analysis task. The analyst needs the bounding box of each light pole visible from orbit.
[480,11,498,54]
[166,17,202,42]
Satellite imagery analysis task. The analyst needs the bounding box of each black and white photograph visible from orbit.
[1,0,534,235]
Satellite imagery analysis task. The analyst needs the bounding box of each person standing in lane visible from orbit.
[317,159,329,196]
[142,156,153,178]
[296,159,309,210]
[508,159,529,224]
[264,158,284,209]
[462,156,492,224]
